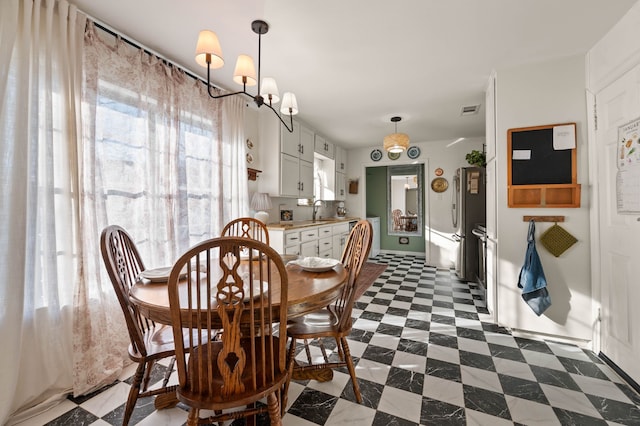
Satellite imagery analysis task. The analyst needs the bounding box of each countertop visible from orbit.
[266,216,360,230]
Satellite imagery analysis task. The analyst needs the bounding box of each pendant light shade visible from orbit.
[383,116,410,153]
[233,54,257,86]
[195,30,224,69]
[280,92,299,115]
[260,77,280,105]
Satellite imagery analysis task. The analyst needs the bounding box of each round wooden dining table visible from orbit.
[129,261,348,326]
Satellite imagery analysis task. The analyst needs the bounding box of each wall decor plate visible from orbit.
[246,153,254,164]
[431,177,449,193]
[246,138,254,150]
[407,146,421,159]
[435,167,444,176]
[388,151,401,160]
[370,149,382,161]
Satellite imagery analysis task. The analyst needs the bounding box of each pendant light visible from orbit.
[383,116,410,153]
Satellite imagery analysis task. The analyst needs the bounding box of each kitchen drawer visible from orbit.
[285,231,301,246]
[318,248,333,258]
[318,225,333,238]
[300,228,319,242]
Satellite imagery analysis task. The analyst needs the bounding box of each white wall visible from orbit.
[494,55,593,343]
[345,138,483,266]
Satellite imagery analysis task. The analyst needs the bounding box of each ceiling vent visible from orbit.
[460,104,480,116]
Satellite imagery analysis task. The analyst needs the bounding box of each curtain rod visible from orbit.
[88,18,225,92]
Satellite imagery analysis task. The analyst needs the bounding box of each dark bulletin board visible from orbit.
[508,123,576,186]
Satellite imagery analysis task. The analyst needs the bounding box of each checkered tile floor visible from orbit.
[27,253,640,425]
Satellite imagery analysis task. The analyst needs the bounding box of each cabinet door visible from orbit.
[318,236,333,258]
[300,240,317,257]
[314,134,334,159]
[281,120,301,158]
[335,172,346,200]
[334,146,347,173]
[280,153,300,197]
[299,124,315,163]
[299,160,314,198]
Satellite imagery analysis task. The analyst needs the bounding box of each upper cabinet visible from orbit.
[314,134,334,159]
[335,145,347,174]
[258,110,314,198]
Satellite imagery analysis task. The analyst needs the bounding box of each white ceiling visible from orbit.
[68,0,637,149]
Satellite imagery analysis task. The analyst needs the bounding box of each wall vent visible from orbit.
[460,104,480,116]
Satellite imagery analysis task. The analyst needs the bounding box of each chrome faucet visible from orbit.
[312,199,325,222]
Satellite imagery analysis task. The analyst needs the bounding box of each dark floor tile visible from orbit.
[498,374,549,404]
[428,332,458,349]
[360,310,385,322]
[432,300,455,309]
[404,318,429,331]
[372,410,419,426]
[426,358,462,382]
[515,337,554,354]
[287,388,338,424]
[557,356,610,380]
[587,394,640,425]
[376,322,404,337]
[459,350,496,372]
[386,307,410,317]
[341,377,384,409]
[456,327,486,342]
[397,338,429,356]
[430,314,456,326]
[463,385,511,420]
[420,397,466,425]
[386,366,424,394]
[362,344,396,365]
[552,407,608,426]
[488,342,527,362]
[530,365,581,391]
[45,407,99,426]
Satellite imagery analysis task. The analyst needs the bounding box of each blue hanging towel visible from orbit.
[517,220,552,316]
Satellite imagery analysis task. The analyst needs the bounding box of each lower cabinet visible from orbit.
[268,221,352,259]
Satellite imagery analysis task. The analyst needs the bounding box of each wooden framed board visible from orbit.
[507,123,581,208]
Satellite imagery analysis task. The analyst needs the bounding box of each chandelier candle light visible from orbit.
[384,116,410,153]
[250,192,273,224]
[195,20,298,132]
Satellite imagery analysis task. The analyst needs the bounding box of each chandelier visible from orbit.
[195,20,298,132]
[383,116,410,153]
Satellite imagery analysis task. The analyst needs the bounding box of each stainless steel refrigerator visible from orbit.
[452,167,486,282]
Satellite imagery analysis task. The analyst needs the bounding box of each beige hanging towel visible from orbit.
[540,223,577,257]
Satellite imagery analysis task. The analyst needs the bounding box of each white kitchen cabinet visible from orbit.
[314,134,334,159]
[259,109,314,198]
[335,172,346,200]
[268,221,352,259]
[334,146,347,174]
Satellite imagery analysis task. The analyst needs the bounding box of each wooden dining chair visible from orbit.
[392,209,403,231]
[222,217,270,245]
[100,225,177,426]
[167,237,291,425]
[286,219,373,403]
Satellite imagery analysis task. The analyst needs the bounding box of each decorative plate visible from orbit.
[246,153,254,164]
[246,138,254,150]
[290,257,340,272]
[407,146,421,159]
[435,167,444,176]
[387,151,401,160]
[370,149,382,162]
[139,265,187,282]
[431,177,449,193]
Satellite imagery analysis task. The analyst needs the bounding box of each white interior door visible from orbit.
[595,64,640,383]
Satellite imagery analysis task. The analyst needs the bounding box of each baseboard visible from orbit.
[599,352,640,395]
[378,249,426,257]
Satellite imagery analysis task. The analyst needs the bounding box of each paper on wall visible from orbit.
[553,125,576,150]
[512,149,531,160]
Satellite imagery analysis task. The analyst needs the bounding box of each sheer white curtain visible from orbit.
[0,0,85,423]
[0,0,248,422]
[73,22,249,395]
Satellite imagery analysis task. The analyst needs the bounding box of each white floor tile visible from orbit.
[423,375,464,406]
[461,365,503,393]
[505,395,561,426]
[377,386,422,423]
[541,383,603,419]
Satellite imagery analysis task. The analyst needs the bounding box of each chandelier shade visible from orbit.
[194,20,298,132]
[383,116,410,153]
[260,77,280,105]
[195,30,224,69]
